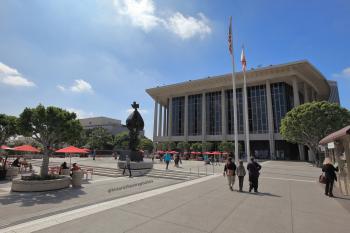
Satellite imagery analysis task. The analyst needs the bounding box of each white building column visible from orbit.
[202,93,206,142]
[311,90,316,101]
[168,98,173,139]
[158,104,163,137]
[304,83,310,103]
[184,95,189,141]
[221,89,227,141]
[266,80,275,160]
[163,106,167,137]
[292,77,300,107]
[153,100,158,140]
[292,77,305,160]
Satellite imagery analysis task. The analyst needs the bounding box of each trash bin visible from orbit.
[71,170,83,187]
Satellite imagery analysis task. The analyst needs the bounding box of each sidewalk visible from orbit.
[2,161,349,233]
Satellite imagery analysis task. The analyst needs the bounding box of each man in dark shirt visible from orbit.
[247,157,262,193]
[224,157,237,191]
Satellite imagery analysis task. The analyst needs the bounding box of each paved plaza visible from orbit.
[0,160,349,233]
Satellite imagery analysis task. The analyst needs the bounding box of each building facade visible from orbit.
[146,60,340,160]
[79,117,128,136]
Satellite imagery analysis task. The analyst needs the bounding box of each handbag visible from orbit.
[319,173,327,184]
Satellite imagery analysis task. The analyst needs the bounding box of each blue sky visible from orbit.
[0,0,349,138]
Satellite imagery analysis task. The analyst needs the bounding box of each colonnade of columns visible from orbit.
[153,78,318,160]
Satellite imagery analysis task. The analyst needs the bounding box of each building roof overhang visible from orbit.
[146,60,330,106]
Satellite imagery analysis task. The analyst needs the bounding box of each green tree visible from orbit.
[168,141,176,150]
[0,114,18,169]
[218,141,234,153]
[88,127,114,150]
[177,142,190,153]
[18,105,82,176]
[114,131,130,150]
[138,137,153,152]
[0,114,17,146]
[202,142,213,152]
[191,142,202,152]
[280,101,350,163]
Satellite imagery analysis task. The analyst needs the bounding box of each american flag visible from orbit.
[228,17,233,55]
[241,47,247,71]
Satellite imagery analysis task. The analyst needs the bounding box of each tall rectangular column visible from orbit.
[266,80,275,160]
[292,77,305,160]
[163,106,167,137]
[153,100,158,140]
[221,89,227,141]
[158,105,163,137]
[184,95,189,142]
[168,98,173,139]
[304,83,310,103]
[202,93,206,142]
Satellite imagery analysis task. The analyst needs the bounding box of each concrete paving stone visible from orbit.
[125,218,204,233]
[293,209,350,233]
[34,208,150,233]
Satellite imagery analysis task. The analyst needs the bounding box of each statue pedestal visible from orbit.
[117,150,153,177]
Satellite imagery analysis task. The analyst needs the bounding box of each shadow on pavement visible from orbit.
[239,191,282,198]
[0,187,86,207]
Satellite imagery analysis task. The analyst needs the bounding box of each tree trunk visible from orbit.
[40,147,50,177]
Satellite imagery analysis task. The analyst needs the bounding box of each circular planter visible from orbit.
[11,176,71,192]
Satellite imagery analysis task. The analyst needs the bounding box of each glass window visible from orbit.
[172,96,185,136]
[188,94,202,136]
[206,92,222,135]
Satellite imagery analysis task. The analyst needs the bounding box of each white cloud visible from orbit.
[126,108,148,114]
[56,85,66,91]
[0,62,36,87]
[115,0,162,31]
[166,12,211,39]
[333,67,350,78]
[58,79,93,93]
[70,79,93,93]
[67,108,95,119]
[113,0,211,39]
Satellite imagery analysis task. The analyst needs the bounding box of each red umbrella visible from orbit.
[191,151,201,155]
[13,145,40,153]
[212,151,222,155]
[203,151,212,155]
[1,145,12,150]
[55,146,88,154]
[56,146,88,167]
[157,150,165,154]
[169,151,178,154]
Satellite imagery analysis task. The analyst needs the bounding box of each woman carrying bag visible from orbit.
[321,157,338,197]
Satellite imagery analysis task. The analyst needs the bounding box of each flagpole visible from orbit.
[228,17,239,164]
[241,46,251,163]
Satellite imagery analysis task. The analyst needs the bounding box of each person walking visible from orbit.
[247,157,261,193]
[123,155,132,177]
[164,152,171,170]
[92,149,96,161]
[322,157,338,197]
[236,160,246,192]
[223,157,236,191]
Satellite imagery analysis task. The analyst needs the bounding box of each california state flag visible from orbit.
[241,48,247,72]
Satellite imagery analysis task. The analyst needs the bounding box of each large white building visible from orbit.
[79,117,128,136]
[146,60,340,161]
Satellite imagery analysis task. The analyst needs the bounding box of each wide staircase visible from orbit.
[29,160,208,181]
